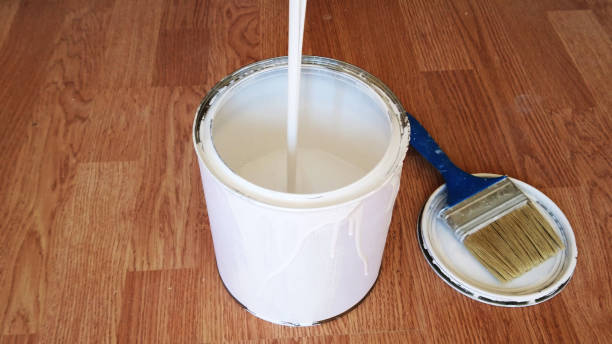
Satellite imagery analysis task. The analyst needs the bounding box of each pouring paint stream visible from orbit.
[287,0,307,192]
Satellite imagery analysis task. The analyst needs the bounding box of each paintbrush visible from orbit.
[407,113,564,282]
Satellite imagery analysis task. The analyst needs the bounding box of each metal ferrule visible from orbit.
[441,178,528,241]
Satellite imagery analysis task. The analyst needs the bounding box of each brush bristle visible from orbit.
[463,202,564,282]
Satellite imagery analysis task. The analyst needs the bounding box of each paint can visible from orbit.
[193,56,409,325]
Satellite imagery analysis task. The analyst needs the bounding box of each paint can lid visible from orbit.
[417,174,578,306]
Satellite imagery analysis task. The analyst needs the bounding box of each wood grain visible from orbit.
[39,162,138,342]
[399,0,474,71]
[93,0,164,88]
[0,335,37,344]
[153,0,210,86]
[130,87,208,271]
[1,0,611,343]
[0,0,20,50]
[206,0,261,84]
[549,9,612,111]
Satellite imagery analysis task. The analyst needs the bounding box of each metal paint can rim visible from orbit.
[417,174,578,307]
[192,56,410,211]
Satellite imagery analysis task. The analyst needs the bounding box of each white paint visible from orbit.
[254,202,360,299]
[238,148,366,194]
[347,218,354,236]
[193,57,409,325]
[255,221,331,299]
[352,205,368,275]
[386,170,401,213]
[287,0,307,192]
[329,222,341,258]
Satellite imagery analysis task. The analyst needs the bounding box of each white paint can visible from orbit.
[192,56,409,326]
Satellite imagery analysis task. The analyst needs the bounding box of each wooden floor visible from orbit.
[1,0,611,343]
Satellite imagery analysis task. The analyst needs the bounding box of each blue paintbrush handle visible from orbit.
[406,113,505,206]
